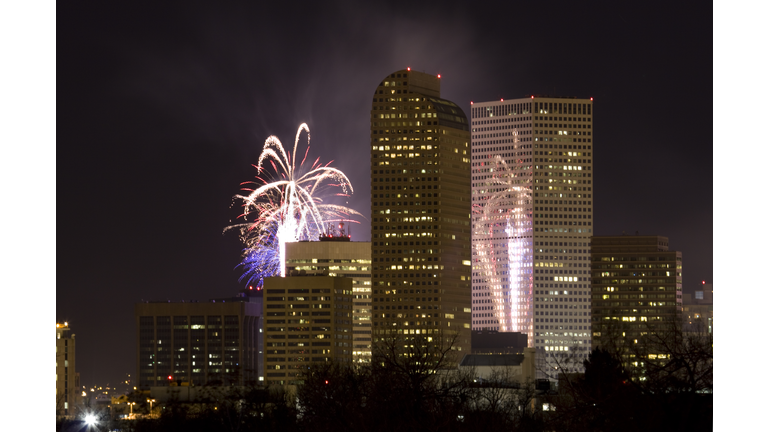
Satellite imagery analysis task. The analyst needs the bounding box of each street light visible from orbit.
[148,399,156,417]
[129,402,136,417]
[84,414,97,426]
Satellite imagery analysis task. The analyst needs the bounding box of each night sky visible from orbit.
[55,2,712,387]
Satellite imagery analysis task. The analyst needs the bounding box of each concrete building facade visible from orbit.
[470,96,594,378]
[135,300,262,389]
[262,275,354,386]
[285,238,372,361]
[369,69,473,358]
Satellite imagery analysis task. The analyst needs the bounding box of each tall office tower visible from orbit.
[591,235,683,348]
[135,300,261,389]
[284,235,372,361]
[470,96,594,378]
[56,322,79,417]
[370,69,472,358]
[262,275,354,386]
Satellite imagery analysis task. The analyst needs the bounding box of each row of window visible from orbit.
[472,121,531,131]
[471,103,532,118]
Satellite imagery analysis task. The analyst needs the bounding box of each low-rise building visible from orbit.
[135,297,262,389]
[459,347,537,385]
[471,329,528,354]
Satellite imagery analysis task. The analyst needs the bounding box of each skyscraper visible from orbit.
[284,235,372,360]
[370,69,472,357]
[470,96,594,377]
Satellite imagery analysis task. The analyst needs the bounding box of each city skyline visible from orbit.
[56,2,712,387]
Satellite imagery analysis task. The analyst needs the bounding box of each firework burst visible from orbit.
[226,123,360,288]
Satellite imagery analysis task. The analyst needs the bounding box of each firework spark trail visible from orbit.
[225,123,361,287]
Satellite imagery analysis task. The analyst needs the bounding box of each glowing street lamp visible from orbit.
[148,399,156,417]
[84,414,97,427]
[129,402,136,417]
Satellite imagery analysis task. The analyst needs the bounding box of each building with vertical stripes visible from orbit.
[262,275,354,386]
[369,69,472,359]
[470,96,594,378]
[284,237,372,361]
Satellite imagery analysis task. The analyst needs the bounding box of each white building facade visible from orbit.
[470,96,594,378]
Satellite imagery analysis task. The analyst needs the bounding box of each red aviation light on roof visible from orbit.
[470,101,473,105]
[702,280,706,284]
[437,74,441,78]
[590,97,594,101]
[531,95,534,99]
[407,67,411,71]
